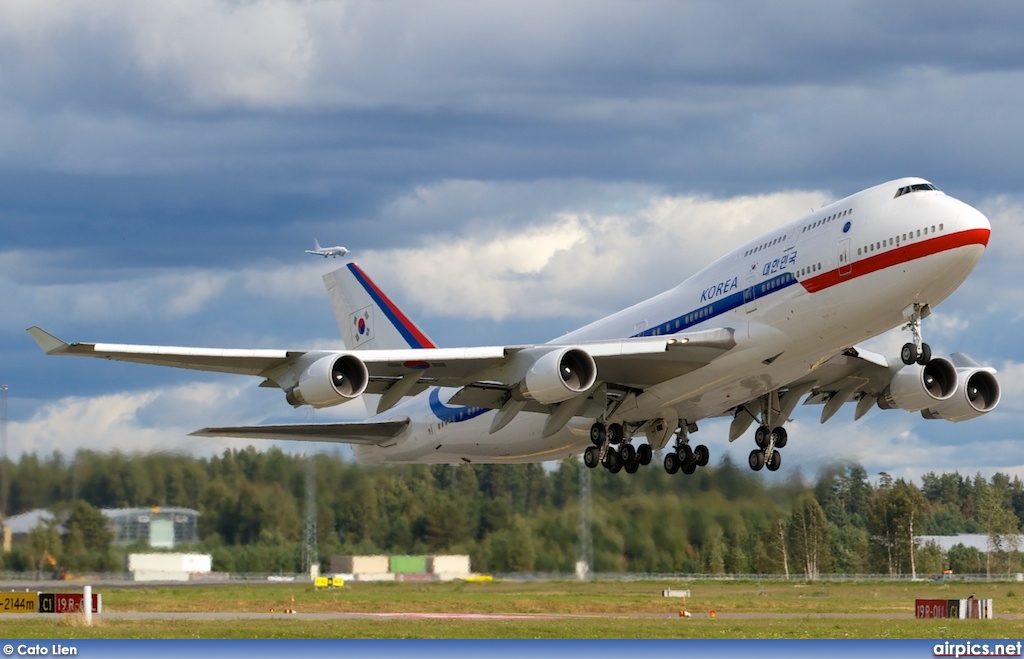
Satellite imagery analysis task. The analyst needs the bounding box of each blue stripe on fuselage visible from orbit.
[633,272,797,338]
[429,389,490,423]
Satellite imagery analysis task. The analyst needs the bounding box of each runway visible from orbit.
[9,610,1013,621]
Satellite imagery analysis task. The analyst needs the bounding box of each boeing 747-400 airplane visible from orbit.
[29,178,1000,475]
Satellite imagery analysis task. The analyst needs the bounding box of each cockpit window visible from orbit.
[895,183,939,198]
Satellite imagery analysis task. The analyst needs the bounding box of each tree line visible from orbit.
[2,448,1022,578]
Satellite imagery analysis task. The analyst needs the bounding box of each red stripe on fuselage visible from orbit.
[801,228,990,294]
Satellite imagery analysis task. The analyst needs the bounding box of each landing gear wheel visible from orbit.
[748,449,765,471]
[676,444,693,464]
[754,425,771,449]
[637,444,653,466]
[589,423,606,446]
[583,445,600,469]
[664,452,681,474]
[604,449,622,473]
[681,460,697,475]
[901,343,918,366]
[607,423,624,444]
[766,450,782,472]
[916,342,932,366]
[619,443,636,464]
[625,461,640,474]
[693,444,709,467]
[773,427,788,449]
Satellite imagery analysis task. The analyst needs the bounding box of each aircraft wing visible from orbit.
[27,325,736,408]
[191,418,410,444]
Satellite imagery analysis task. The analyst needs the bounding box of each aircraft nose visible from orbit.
[958,203,991,245]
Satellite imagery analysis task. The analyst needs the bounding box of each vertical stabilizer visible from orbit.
[313,238,322,251]
[323,263,437,351]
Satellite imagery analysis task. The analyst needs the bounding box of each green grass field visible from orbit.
[2,579,1022,639]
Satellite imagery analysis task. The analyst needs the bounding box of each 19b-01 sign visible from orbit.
[38,593,102,614]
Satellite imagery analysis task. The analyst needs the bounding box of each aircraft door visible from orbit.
[744,274,757,313]
[838,238,852,277]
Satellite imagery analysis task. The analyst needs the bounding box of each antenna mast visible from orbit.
[1,384,8,520]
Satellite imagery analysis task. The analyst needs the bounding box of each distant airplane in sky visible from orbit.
[29,177,1000,476]
[306,238,349,258]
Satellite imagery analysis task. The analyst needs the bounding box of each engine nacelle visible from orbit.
[285,354,369,408]
[921,367,1001,422]
[518,347,597,405]
[878,357,958,412]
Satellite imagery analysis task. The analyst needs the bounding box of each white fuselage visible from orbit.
[354,178,991,464]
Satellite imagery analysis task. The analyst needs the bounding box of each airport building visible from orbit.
[103,507,199,548]
[5,506,199,549]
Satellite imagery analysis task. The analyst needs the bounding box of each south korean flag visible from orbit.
[350,306,374,346]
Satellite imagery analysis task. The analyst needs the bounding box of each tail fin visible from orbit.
[323,263,437,351]
[313,237,323,251]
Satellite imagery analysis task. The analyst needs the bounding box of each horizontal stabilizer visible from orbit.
[190,418,410,444]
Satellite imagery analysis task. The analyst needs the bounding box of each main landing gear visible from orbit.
[583,422,653,474]
[746,393,786,472]
[900,303,933,366]
[663,423,709,476]
[583,420,709,476]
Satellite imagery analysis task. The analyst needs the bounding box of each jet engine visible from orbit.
[285,354,369,408]
[517,347,597,405]
[921,367,1001,422]
[877,357,958,412]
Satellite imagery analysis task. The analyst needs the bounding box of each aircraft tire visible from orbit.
[625,460,640,474]
[608,423,624,444]
[693,444,709,467]
[637,443,653,466]
[754,425,771,448]
[619,443,636,464]
[583,445,600,469]
[767,450,782,471]
[676,444,693,464]
[916,342,932,366]
[773,427,788,448]
[681,460,696,475]
[748,449,765,471]
[901,343,918,366]
[590,423,606,446]
[664,452,680,474]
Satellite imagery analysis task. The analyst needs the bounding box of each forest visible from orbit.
[3,447,1023,578]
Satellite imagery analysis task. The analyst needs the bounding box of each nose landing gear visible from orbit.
[901,303,933,366]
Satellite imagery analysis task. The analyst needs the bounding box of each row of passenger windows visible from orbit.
[856,223,944,256]
[796,262,824,278]
[744,233,789,258]
[743,207,856,259]
[802,207,853,234]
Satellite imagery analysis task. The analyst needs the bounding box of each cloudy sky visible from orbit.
[1,1,1022,484]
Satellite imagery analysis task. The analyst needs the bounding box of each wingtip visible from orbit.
[26,326,70,355]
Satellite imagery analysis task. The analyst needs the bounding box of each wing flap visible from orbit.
[190,418,410,444]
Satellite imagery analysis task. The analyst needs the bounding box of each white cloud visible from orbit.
[9,377,368,459]
[361,182,827,322]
